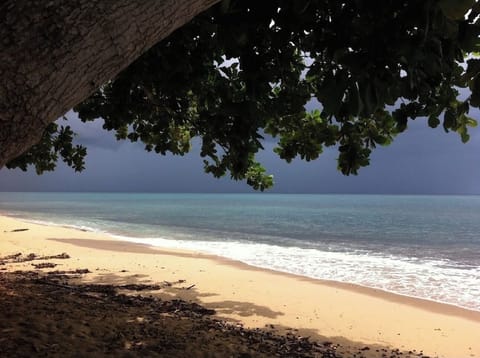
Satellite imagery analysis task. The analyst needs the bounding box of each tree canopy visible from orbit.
[7,0,480,190]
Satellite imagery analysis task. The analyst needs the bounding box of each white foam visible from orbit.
[120,236,480,312]
[9,214,480,312]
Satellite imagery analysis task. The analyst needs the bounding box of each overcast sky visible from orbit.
[1,108,480,194]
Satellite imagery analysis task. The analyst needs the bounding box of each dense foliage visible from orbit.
[9,0,480,190]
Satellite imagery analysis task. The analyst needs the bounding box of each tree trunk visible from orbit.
[0,0,219,168]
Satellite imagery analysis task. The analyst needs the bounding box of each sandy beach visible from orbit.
[1,214,479,357]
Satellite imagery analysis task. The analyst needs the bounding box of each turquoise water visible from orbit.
[1,192,479,311]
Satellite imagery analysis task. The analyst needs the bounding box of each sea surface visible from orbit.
[1,192,479,311]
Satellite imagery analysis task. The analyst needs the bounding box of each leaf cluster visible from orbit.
[6,120,86,174]
[10,0,480,189]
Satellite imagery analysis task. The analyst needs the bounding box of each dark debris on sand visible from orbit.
[0,252,70,266]
[0,254,435,358]
[0,270,343,358]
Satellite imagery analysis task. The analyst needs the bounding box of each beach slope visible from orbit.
[1,215,479,357]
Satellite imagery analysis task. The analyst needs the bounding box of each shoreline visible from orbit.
[49,237,480,323]
[8,212,480,316]
[1,214,479,357]
[6,212,479,315]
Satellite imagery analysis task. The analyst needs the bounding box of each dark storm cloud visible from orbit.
[255,113,480,194]
[1,108,480,194]
[63,112,124,151]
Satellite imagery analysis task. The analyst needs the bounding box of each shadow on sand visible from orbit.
[0,251,429,358]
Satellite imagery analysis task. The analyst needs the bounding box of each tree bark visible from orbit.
[0,0,219,168]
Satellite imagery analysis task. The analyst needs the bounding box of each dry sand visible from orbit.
[1,214,479,357]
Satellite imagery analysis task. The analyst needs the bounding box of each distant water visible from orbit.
[1,192,479,311]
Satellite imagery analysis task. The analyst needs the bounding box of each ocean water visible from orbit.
[0,192,479,311]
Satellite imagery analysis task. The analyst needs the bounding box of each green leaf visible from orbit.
[346,84,362,117]
[359,82,377,116]
[469,75,480,107]
[443,108,457,131]
[317,71,348,115]
[428,115,440,128]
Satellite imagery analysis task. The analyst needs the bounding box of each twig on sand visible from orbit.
[32,262,58,269]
